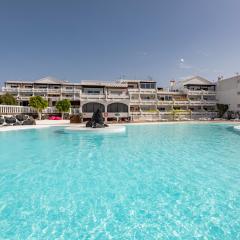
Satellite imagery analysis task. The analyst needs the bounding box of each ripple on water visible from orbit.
[0,124,240,239]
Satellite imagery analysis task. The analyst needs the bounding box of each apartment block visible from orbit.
[216,75,240,112]
[2,76,217,120]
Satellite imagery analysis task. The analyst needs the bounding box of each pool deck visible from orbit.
[0,119,240,132]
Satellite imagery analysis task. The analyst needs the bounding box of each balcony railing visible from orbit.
[173,101,189,105]
[107,94,129,99]
[189,100,217,105]
[157,100,174,105]
[80,94,106,99]
[2,87,18,92]
[62,89,80,93]
[140,100,157,105]
[184,89,216,95]
[0,105,81,115]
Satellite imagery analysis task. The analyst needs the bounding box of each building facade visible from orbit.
[1,76,217,120]
[216,75,240,112]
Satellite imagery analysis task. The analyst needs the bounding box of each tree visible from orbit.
[56,99,71,119]
[29,96,48,120]
[216,104,228,118]
[0,93,17,105]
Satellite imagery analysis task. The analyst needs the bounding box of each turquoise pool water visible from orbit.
[0,123,240,239]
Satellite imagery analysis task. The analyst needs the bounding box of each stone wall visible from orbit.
[0,114,36,126]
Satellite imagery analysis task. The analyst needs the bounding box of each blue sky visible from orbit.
[0,0,240,86]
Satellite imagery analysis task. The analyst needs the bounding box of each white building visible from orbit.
[217,75,240,112]
[1,76,218,120]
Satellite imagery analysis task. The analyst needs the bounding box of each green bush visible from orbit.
[29,96,48,120]
[0,93,17,105]
[56,99,71,119]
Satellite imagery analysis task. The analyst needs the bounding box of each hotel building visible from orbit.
[216,75,240,112]
[1,76,217,120]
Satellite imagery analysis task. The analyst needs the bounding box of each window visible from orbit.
[110,91,122,95]
[140,82,156,89]
[83,88,103,94]
[82,103,105,112]
[107,103,128,112]
[165,96,172,101]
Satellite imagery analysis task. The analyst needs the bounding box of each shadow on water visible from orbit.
[53,128,128,147]
[54,129,70,135]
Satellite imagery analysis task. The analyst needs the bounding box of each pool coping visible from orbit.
[1,120,240,132]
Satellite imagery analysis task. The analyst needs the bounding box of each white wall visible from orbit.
[216,76,240,111]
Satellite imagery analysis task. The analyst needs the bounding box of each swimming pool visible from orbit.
[0,123,240,239]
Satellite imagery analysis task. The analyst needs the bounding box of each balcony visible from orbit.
[62,89,77,93]
[130,99,140,104]
[49,97,61,101]
[184,89,216,95]
[202,100,217,106]
[139,89,156,94]
[80,94,106,100]
[189,100,202,105]
[47,89,61,93]
[128,89,140,93]
[140,100,157,105]
[107,94,129,99]
[189,100,217,106]
[140,110,159,115]
[173,101,189,105]
[2,87,19,92]
[62,96,75,100]
[157,100,174,105]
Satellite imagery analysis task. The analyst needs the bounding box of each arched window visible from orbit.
[82,102,105,112]
[107,103,128,112]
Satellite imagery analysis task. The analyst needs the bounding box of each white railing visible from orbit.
[173,101,189,105]
[50,97,61,101]
[157,100,174,105]
[130,99,140,103]
[128,89,140,93]
[140,100,157,105]
[139,89,156,94]
[62,89,74,93]
[189,101,202,105]
[184,89,216,95]
[189,100,217,106]
[2,87,18,92]
[0,105,36,114]
[80,94,106,99]
[107,94,129,99]
[0,105,80,115]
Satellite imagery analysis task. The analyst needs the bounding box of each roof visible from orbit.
[218,75,240,82]
[119,79,156,83]
[34,76,69,84]
[81,80,128,88]
[5,80,34,84]
[180,76,215,86]
[5,76,81,85]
